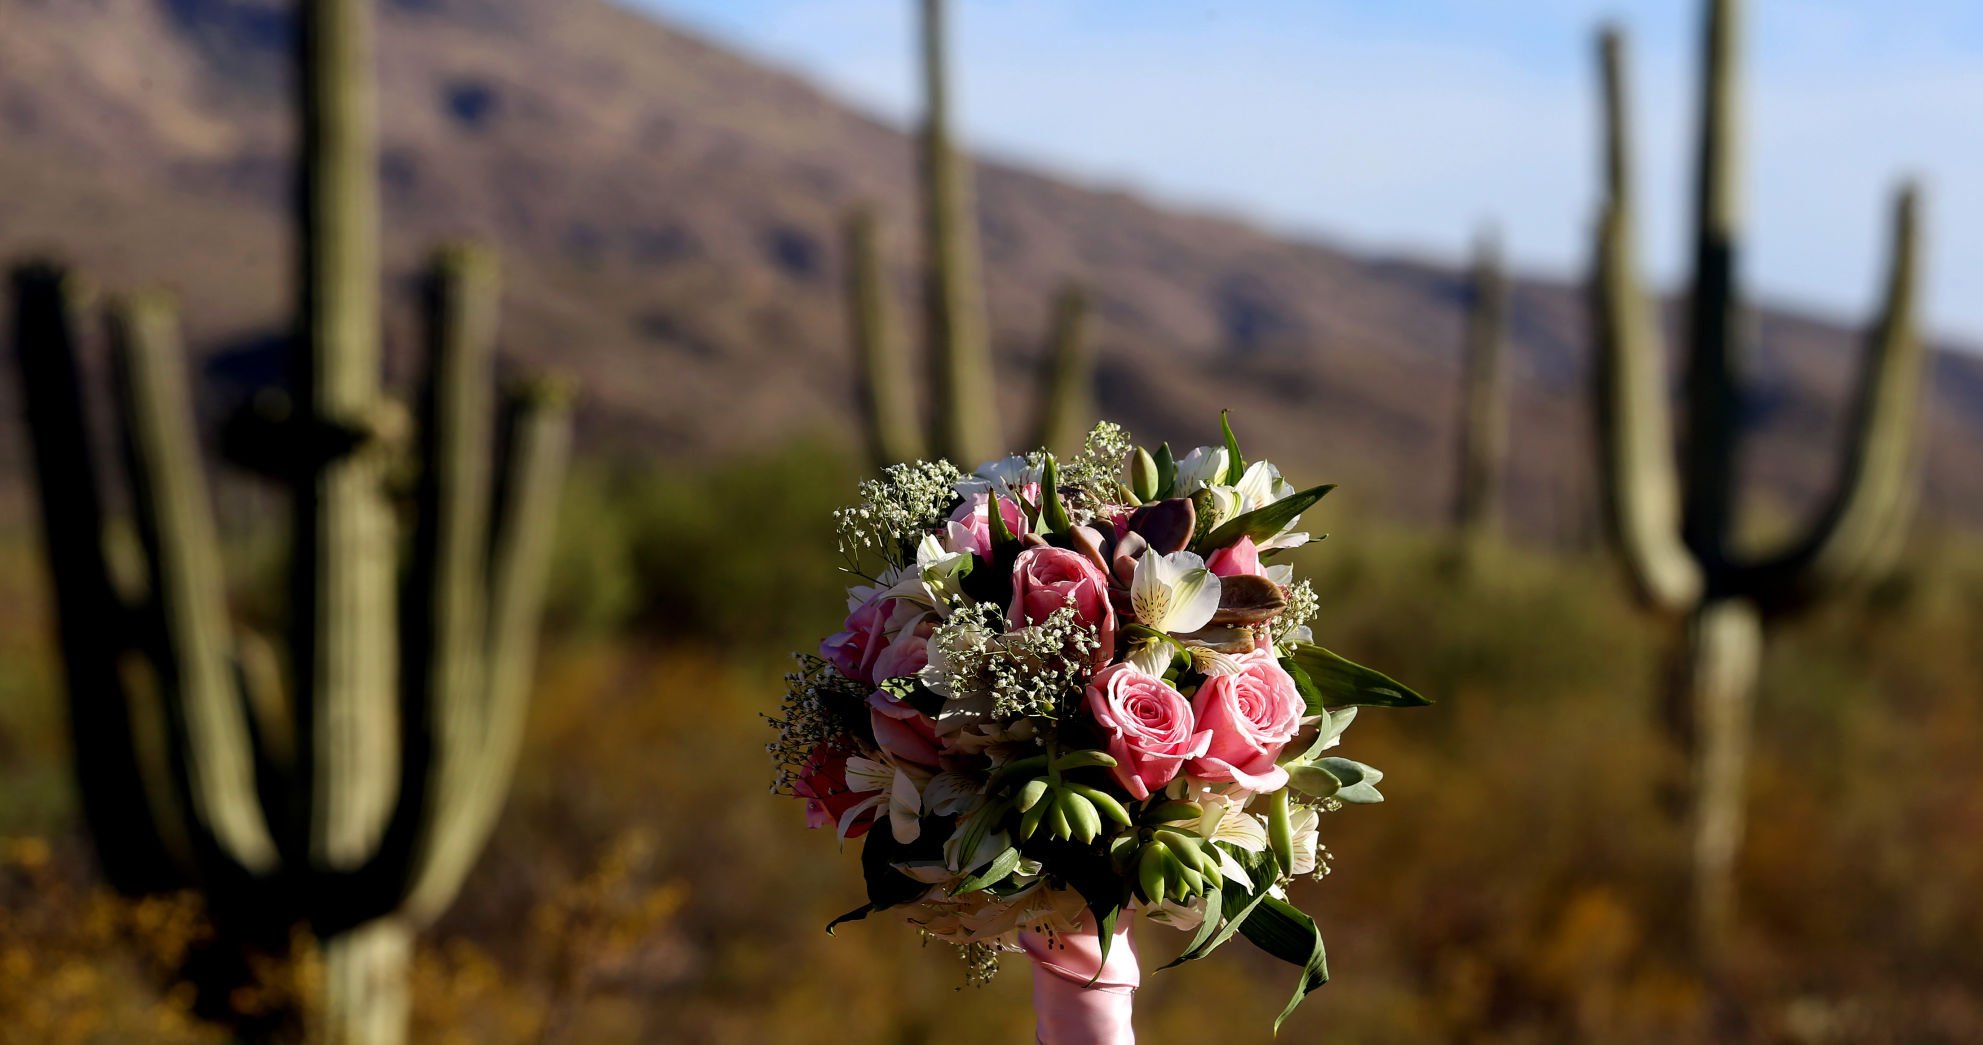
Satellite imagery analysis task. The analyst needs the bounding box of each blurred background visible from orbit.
[1,0,1979,1042]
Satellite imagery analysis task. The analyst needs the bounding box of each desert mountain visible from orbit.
[3,0,1979,542]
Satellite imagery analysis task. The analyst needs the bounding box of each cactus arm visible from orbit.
[1746,184,1925,606]
[106,294,281,878]
[371,246,498,912]
[8,263,184,893]
[919,0,1001,465]
[1028,285,1093,454]
[1454,231,1508,538]
[402,379,571,925]
[293,0,398,871]
[1593,32,1704,612]
[845,209,923,467]
[1680,0,1744,565]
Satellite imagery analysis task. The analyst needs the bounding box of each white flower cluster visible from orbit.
[925,602,1102,721]
[834,459,969,560]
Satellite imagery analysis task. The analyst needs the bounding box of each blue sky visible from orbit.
[629,0,1983,346]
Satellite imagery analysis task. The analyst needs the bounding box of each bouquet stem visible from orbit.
[1021,916,1138,1045]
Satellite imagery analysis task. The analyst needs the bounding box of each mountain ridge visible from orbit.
[2,0,1979,540]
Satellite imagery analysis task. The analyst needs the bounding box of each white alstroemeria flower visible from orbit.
[1124,639,1174,677]
[956,455,1043,502]
[933,717,1036,754]
[1145,896,1209,930]
[1195,485,1243,532]
[1257,529,1312,554]
[922,771,983,818]
[1233,459,1295,512]
[1191,646,1243,677]
[841,755,931,844]
[1203,799,1269,853]
[1171,446,1231,494]
[942,817,1010,876]
[1165,792,1268,892]
[1131,551,1223,635]
[1265,563,1295,587]
[1287,806,1322,876]
[884,534,974,609]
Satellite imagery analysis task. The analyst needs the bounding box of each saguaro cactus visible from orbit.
[1592,0,1925,968]
[8,1,572,1042]
[1453,228,1508,549]
[847,0,1095,468]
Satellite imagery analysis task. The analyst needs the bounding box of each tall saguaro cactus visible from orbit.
[1453,229,1508,549]
[7,1,572,1042]
[847,0,1095,469]
[1592,0,1926,968]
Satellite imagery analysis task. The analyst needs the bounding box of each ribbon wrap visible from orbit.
[1020,918,1138,1045]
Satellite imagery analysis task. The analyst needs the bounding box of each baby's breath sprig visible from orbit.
[834,459,969,565]
[927,603,1101,720]
[1059,421,1135,507]
[1271,579,1319,648]
[958,941,1002,986]
[764,654,871,794]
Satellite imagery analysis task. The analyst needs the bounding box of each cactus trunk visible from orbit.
[918,0,1001,465]
[841,1,1097,470]
[846,210,922,467]
[1454,232,1508,548]
[1592,0,1926,968]
[7,0,573,1039]
[1028,285,1092,455]
[9,266,183,894]
[1682,599,1761,967]
[294,0,397,874]
[320,919,414,1045]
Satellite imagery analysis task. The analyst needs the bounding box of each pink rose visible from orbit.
[868,691,942,766]
[1206,536,1264,578]
[1084,663,1211,800]
[872,611,935,682]
[945,491,1032,559]
[820,589,893,685]
[1008,546,1117,662]
[1186,650,1304,791]
[794,744,879,837]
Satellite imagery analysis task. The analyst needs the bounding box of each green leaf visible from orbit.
[1159,845,1276,969]
[1288,644,1432,709]
[954,798,1010,866]
[1040,455,1073,534]
[1087,902,1121,983]
[950,846,1023,896]
[1056,847,1131,981]
[1170,882,1223,962]
[1239,895,1329,1033]
[1219,410,1246,485]
[824,903,873,935]
[1154,442,1178,499]
[1317,757,1384,803]
[986,484,1018,550]
[1291,706,1358,764]
[1197,484,1335,554]
[1281,656,1326,718]
[1285,762,1343,800]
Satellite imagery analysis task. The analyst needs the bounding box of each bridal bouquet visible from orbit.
[769,418,1427,1037]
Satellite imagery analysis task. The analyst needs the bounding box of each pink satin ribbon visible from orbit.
[1021,918,1138,1045]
